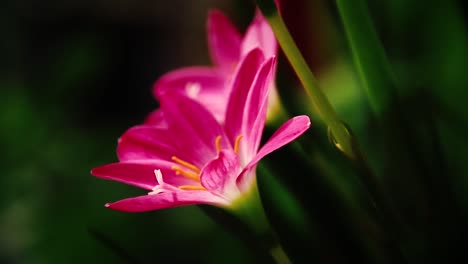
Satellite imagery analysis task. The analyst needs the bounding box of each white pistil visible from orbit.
[148,169,167,195]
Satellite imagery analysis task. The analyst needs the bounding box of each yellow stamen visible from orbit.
[179,185,206,191]
[171,156,201,173]
[171,165,200,181]
[215,135,222,153]
[234,135,243,154]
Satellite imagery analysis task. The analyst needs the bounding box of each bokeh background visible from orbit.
[1,0,467,263]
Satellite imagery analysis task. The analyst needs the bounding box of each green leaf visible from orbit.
[336,0,398,116]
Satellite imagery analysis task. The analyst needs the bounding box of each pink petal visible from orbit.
[91,160,197,191]
[144,109,167,128]
[236,115,311,190]
[224,49,265,144]
[241,10,277,59]
[159,92,229,165]
[207,9,242,71]
[235,167,257,194]
[153,67,224,97]
[243,57,276,157]
[254,115,310,164]
[105,190,229,212]
[117,125,177,162]
[200,150,241,198]
[153,67,228,122]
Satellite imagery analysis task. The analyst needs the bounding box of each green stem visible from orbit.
[334,0,410,258]
[257,0,408,262]
[229,182,292,264]
[270,244,292,264]
[257,0,354,159]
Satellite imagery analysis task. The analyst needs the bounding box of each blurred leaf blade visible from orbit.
[335,0,398,116]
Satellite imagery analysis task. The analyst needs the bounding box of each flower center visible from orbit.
[170,156,206,191]
[170,134,244,191]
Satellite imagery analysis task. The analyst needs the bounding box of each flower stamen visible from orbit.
[171,156,201,173]
[234,135,243,154]
[171,165,200,181]
[178,185,206,191]
[215,135,222,153]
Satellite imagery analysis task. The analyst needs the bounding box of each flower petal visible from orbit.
[154,67,224,98]
[236,115,311,190]
[105,191,229,212]
[241,10,277,59]
[117,125,177,162]
[243,57,276,157]
[207,9,242,71]
[144,109,167,128]
[235,167,257,194]
[200,150,241,199]
[159,92,229,166]
[91,160,198,191]
[153,67,228,122]
[253,115,310,164]
[224,48,265,144]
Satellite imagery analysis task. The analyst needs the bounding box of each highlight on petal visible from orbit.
[106,190,229,212]
[207,9,242,70]
[153,67,225,98]
[153,67,229,123]
[153,67,227,118]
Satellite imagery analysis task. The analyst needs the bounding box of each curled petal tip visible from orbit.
[290,115,311,127]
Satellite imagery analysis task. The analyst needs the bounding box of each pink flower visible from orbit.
[153,9,277,123]
[91,50,309,212]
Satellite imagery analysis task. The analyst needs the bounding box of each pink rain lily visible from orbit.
[153,9,277,123]
[91,49,309,212]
